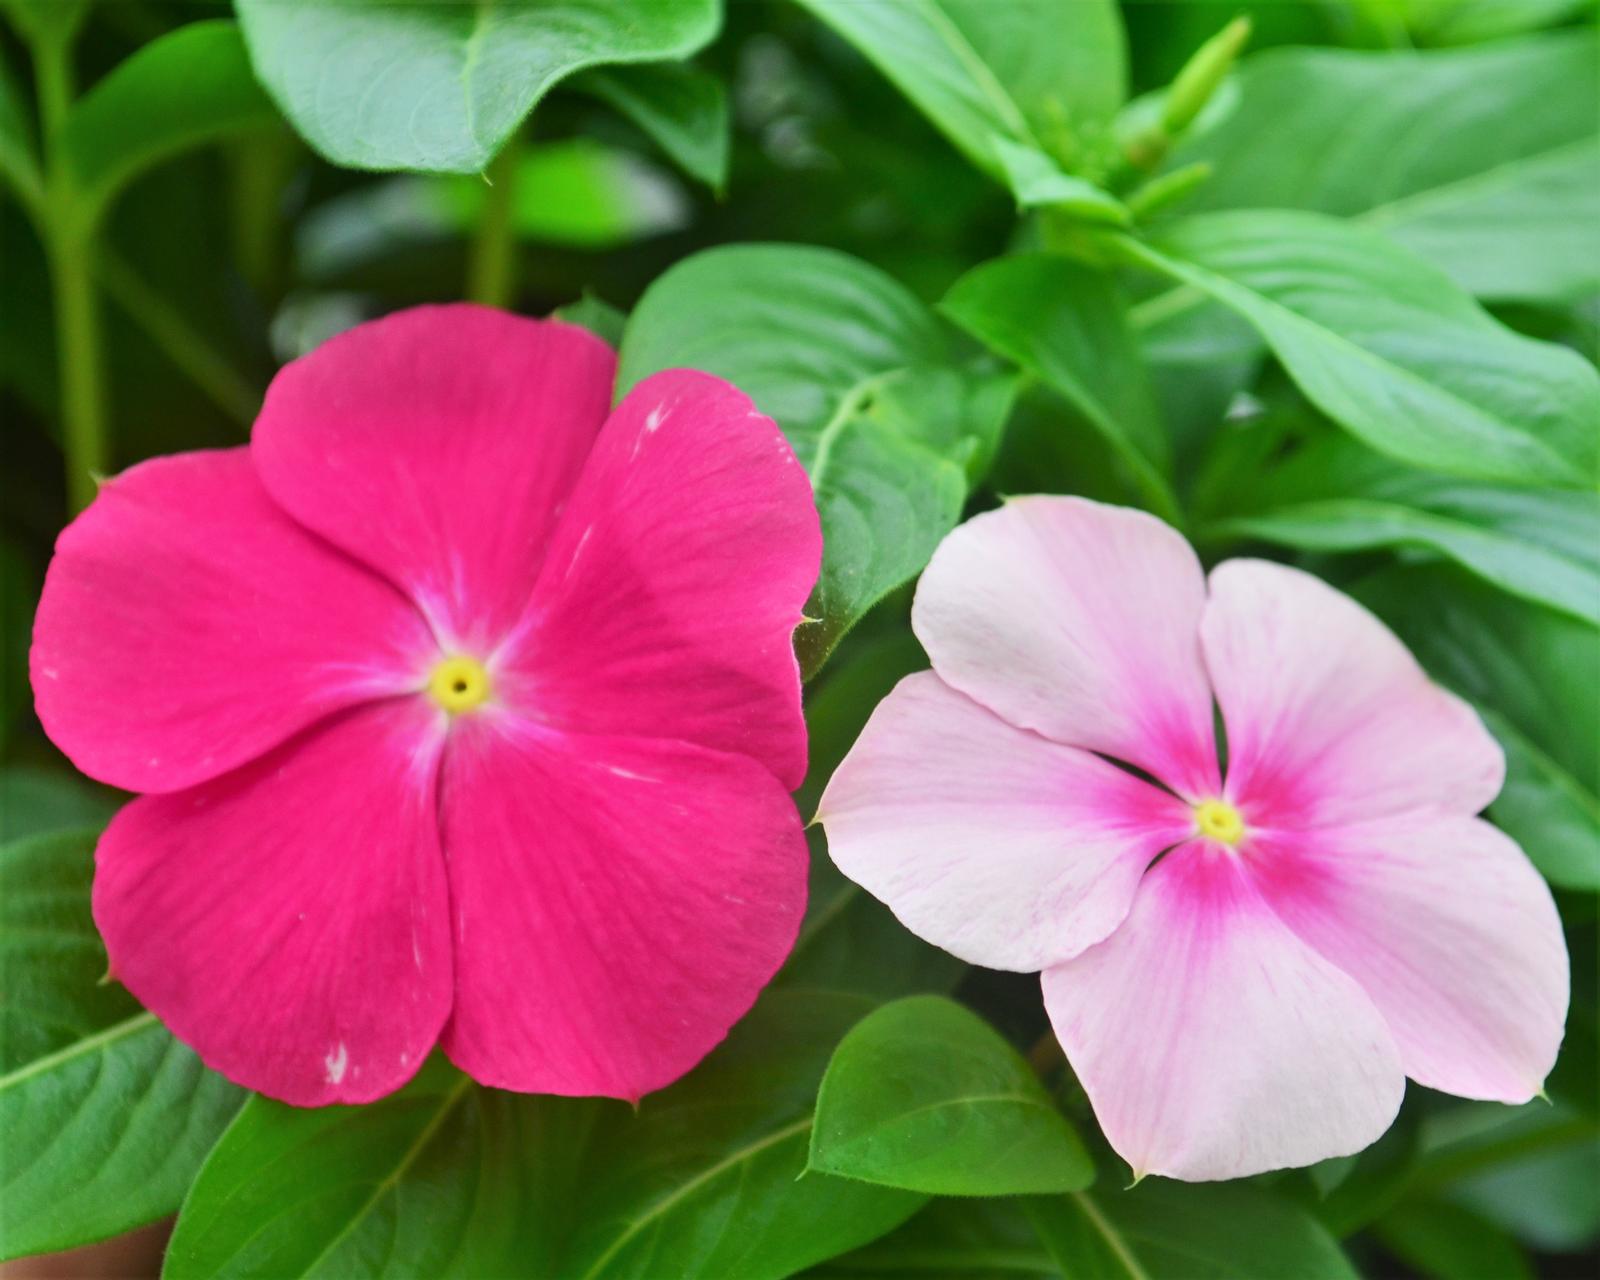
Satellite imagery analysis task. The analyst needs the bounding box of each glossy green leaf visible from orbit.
[0,829,242,1262]
[1172,31,1600,302]
[815,1197,1061,1278]
[58,21,280,228]
[793,0,1126,186]
[811,996,1092,1196]
[1357,567,1600,890]
[572,61,728,191]
[1026,1182,1359,1280]
[942,253,1177,520]
[553,292,626,347]
[167,990,920,1279]
[1212,436,1600,626]
[1117,211,1600,487]
[234,0,720,173]
[618,243,1015,677]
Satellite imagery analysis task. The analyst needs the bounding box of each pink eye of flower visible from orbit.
[32,303,823,1109]
[820,495,1568,1184]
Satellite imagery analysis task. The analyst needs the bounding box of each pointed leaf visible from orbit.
[810,996,1093,1196]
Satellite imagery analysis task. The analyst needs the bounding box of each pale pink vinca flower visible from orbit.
[818,496,1568,1181]
[32,305,821,1106]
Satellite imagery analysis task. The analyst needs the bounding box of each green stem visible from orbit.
[35,32,108,513]
[96,247,262,428]
[467,145,519,308]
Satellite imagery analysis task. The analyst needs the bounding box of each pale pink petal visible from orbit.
[494,369,820,789]
[439,715,808,1100]
[1043,843,1404,1181]
[913,497,1219,799]
[1201,559,1503,829]
[1247,815,1567,1102]
[93,699,452,1106]
[818,671,1194,970]
[252,305,617,649]
[32,449,432,794]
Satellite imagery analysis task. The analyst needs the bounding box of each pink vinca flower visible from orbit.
[818,497,1568,1181]
[33,304,821,1106]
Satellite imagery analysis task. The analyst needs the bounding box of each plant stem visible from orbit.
[96,247,262,429]
[467,145,519,308]
[34,31,108,513]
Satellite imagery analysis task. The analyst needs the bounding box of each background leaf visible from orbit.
[57,21,280,229]
[810,995,1094,1196]
[1171,30,1600,302]
[1118,210,1600,486]
[813,1197,1061,1278]
[1357,567,1600,890]
[792,0,1126,189]
[0,829,241,1262]
[618,242,1014,677]
[942,253,1176,520]
[571,61,728,191]
[1210,434,1600,626]
[1026,1182,1359,1280]
[233,0,720,172]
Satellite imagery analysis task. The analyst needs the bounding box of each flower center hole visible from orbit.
[428,656,491,714]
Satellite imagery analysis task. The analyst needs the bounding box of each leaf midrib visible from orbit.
[0,1011,157,1093]
[574,1116,812,1279]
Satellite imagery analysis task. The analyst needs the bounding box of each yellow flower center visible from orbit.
[1194,799,1245,846]
[428,655,491,714]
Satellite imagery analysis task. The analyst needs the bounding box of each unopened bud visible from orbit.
[1162,16,1251,136]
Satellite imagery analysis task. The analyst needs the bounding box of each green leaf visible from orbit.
[810,996,1093,1196]
[942,253,1177,521]
[1211,436,1600,626]
[57,21,280,229]
[1357,567,1600,890]
[618,243,1014,678]
[1116,210,1600,487]
[1026,1182,1359,1280]
[553,291,626,347]
[0,767,117,844]
[572,62,728,191]
[1409,1101,1600,1254]
[815,1197,1061,1278]
[1170,30,1600,303]
[167,990,920,1279]
[0,539,34,748]
[792,0,1126,185]
[234,0,720,173]
[989,138,1129,223]
[1375,1199,1533,1280]
[0,829,242,1262]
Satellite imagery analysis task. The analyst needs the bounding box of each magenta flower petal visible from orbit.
[912,496,1219,799]
[818,671,1194,969]
[93,699,452,1105]
[437,717,808,1100]
[1043,844,1405,1182]
[1250,814,1567,1102]
[32,449,433,794]
[1201,559,1504,828]
[496,369,821,789]
[252,305,616,648]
